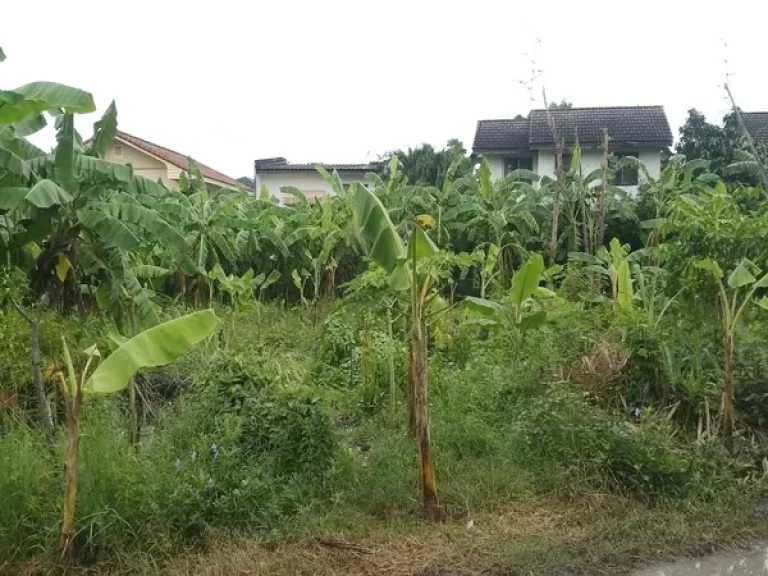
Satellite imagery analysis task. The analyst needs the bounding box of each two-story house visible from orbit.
[472,106,673,193]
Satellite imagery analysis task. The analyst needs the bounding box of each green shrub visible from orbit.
[240,387,337,478]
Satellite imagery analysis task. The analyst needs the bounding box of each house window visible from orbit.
[613,152,639,186]
[560,153,573,173]
[504,157,533,176]
[114,144,123,157]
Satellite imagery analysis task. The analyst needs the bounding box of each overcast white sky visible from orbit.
[2,1,766,179]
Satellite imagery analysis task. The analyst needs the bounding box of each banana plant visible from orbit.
[464,253,553,363]
[354,174,443,522]
[696,258,768,451]
[52,310,219,558]
[1,104,194,328]
[476,242,501,299]
[570,237,635,310]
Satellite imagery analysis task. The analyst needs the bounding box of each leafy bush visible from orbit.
[240,387,336,478]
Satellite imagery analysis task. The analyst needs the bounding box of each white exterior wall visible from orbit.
[256,169,370,203]
[485,147,663,195]
[486,156,505,181]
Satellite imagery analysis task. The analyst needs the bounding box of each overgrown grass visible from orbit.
[2,298,767,574]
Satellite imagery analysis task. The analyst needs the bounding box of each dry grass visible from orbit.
[9,491,768,575]
[20,493,752,576]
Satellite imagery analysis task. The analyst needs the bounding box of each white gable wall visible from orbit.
[484,147,662,194]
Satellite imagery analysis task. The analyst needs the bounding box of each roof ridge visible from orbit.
[115,130,238,186]
[116,130,197,168]
[530,105,664,112]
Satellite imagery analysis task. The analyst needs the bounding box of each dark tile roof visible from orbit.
[254,157,381,172]
[473,117,530,152]
[473,106,673,153]
[116,131,239,186]
[742,112,768,143]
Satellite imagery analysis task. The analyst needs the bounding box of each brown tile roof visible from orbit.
[473,106,673,153]
[115,130,239,187]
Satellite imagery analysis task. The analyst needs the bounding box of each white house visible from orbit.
[105,131,240,191]
[253,157,381,204]
[472,106,673,194]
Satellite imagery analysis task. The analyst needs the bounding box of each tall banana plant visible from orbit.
[53,310,219,558]
[447,159,543,283]
[696,258,768,451]
[1,105,195,327]
[354,180,444,521]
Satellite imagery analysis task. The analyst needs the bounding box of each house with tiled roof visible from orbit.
[104,131,239,191]
[742,112,768,145]
[472,106,673,193]
[254,157,382,205]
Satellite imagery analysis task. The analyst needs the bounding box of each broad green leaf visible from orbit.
[209,229,235,263]
[0,144,32,179]
[753,273,768,289]
[105,247,159,326]
[407,224,438,261]
[0,82,95,124]
[259,184,270,200]
[54,114,76,193]
[87,101,117,158]
[696,258,723,280]
[534,286,556,298]
[0,187,29,211]
[728,260,756,289]
[107,200,195,273]
[355,184,405,275]
[78,210,140,252]
[714,180,727,195]
[85,310,219,394]
[291,269,303,291]
[464,296,506,316]
[483,243,500,279]
[12,114,46,137]
[640,218,665,230]
[25,179,73,208]
[570,146,581,172]
[757,296,768,311]
[580,291,611,304]
[518,310,547,331]
[24,242,41,260]
[388,260,410,291]
[260,269,280,292]
[617,260,634,309]
[608,237,625,261]
[510,253,545,307]
[0,48,5,62]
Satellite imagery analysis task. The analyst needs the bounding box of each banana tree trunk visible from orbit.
[59,382,82,559]
[408,312,441,521]
[723,331,735,452]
